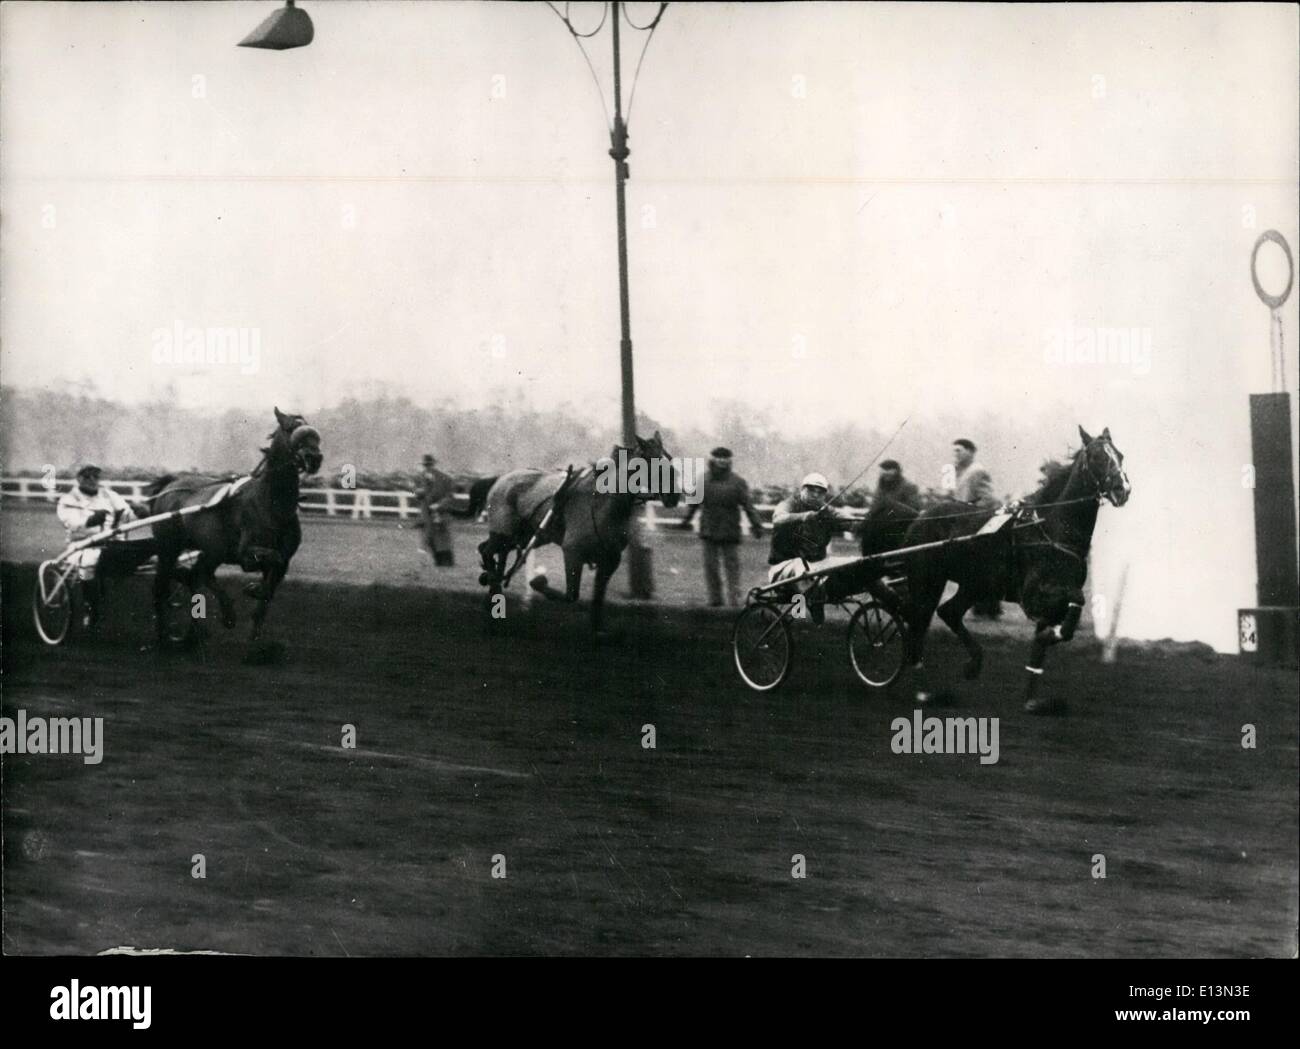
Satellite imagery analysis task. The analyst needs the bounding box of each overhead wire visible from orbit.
[624,3,668,126]
[544,1,612,128]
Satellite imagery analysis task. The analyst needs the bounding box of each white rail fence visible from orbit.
[1,476,867,533]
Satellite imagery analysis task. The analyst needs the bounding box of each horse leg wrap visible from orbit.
[1053,602,1084,642]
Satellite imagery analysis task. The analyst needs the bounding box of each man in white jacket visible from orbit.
[947,439,1002,618]
[56,464,148,626]
[947,439,995,506]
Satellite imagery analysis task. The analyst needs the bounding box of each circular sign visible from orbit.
[1251,229,1294,310]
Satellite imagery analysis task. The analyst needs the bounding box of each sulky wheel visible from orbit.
[732,603,793,692]
[33,561,76,646]
[847,600,906,688]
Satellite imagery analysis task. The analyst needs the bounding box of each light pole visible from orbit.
[239,1,667,597]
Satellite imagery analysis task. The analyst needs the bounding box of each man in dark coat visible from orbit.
[678,447,764,606]
[419,454,457,567]
[858,459,923,556]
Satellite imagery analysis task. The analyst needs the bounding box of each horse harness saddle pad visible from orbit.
[974,510,1014,537]
[203,475,253,509]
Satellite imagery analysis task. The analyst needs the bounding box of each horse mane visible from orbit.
[1024,452,1077,506]
[143,474,177,497]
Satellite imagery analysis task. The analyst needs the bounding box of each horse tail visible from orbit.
[466,476,497,519]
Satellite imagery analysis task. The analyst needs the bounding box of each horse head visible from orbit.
[1076,425,1130,507]
[633,430,681,508]
[268,406,324,475]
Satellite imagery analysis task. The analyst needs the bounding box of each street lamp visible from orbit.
[238,1,668,596]
[238,0,314,51]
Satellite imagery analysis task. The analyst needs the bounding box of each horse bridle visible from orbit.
[589,442,664,549]
[1010,447,1113,564]
[289,424,321,474]
[1078,441,1128,506]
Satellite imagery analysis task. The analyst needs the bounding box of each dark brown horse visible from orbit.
[461,475,497,521]
[894,426,1130,714]
[858,497,921,558]
[144,407,323,648]
[477,432,681,636]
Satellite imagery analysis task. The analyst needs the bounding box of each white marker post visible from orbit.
[1101,564,1128,664]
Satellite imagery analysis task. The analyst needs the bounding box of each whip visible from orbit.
[822,416,910,509]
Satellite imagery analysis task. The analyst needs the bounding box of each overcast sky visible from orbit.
[2,1,1298,649]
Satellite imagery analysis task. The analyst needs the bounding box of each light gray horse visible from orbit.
[477,432,681,636]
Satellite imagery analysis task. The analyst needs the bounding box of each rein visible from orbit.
[916,493,1098,523]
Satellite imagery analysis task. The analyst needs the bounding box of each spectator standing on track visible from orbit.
[419,453,457,567]
[678,447,764,607]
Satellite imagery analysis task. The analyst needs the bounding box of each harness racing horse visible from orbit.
[895,426,1130,714]
[144,408,324,650]
[477,432,681,637]
[458,475,498,521]
[858,496,920,558]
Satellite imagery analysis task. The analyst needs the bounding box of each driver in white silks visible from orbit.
[56,464,151,626]
[767,472,857,624]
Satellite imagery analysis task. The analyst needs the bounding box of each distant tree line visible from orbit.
[1,383,1070,506]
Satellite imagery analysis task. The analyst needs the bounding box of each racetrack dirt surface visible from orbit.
[2,525,1296,956]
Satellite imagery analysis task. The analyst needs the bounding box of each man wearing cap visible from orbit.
[858,459,922,556]
[677,447,764,607]
[947,438,1001,618]
[947,439,995,507]
[56,465,149,627]
[767,472,855,623]
[419,454,457,567]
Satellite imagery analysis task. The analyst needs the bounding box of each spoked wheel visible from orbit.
[33,561,76,646]
[847,600,907,688]
[161,578,199,646]
[733,603,793,692]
